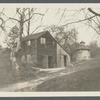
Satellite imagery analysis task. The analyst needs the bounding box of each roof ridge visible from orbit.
[22,31,48,41]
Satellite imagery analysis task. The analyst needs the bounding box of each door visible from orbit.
[42,55,48,68]
[64,55,67,67]
[48,56,53,68]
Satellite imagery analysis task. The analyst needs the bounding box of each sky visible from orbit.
[0,4,100,47]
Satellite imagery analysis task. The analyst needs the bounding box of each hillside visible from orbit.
[0,49,17,88]
[0,57,100,91]
[36,58,100,91]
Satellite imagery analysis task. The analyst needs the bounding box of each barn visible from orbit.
[18,31,70,68]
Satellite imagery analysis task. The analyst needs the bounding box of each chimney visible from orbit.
[80,41,85,45]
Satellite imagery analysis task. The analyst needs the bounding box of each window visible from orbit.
[52,41,55,45]
[31,39,37,48]
[41,37,46,44]
[27,54,31,62]
[26,40,31,46]
[21,55,25,62]
[21,55,27,62]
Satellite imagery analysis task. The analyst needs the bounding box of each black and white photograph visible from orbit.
[0,4,100,93]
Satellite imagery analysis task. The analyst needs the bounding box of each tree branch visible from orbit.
[9,17,19,22]
[23,16,32,23]
[16,8,22,16]
[58,8,66,25]
[0,8,5,16]
[31,25,46,34]
[40,8,49,25]
[88,8,100,17]
[92,18,100,27]
[24,11,47,23]
[61,15,96,27]
[88,8,100,35]
[56,8,61,15]
[32,13,44,16]
[88,23,100,35]
[96,16,100,25]
[0,17,6,31]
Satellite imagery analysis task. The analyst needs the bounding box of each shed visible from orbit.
[18,31,70,68]
[73,41,90,61]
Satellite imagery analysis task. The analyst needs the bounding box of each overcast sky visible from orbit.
[0,4,100,47]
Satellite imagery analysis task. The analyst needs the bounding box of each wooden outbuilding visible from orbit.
[72,41,90,61]
[18,31,70,68]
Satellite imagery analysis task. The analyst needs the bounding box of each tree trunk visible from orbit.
[27,9,30,35]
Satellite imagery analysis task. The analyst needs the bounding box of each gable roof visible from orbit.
[21,31,70,55]
[22,31,48,41]
[75,45,90,51]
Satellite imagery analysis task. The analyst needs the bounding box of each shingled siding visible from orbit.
[20,39,37,64]
[37,33,57,68]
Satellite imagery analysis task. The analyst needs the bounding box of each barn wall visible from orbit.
[19,32,70,68]
[37,33,57,68]
[19,39,38,64]
[57,44,70,67]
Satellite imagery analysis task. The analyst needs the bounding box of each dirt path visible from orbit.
[0,68,75,91]
[0,58,99,92]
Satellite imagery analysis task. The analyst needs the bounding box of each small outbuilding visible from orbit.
[72,41,90,61]
[18,31,70,68]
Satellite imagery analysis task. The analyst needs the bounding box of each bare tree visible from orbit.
[0,8,49,68]
[0,8,48,91]
[87,8,100,35]
[8,8,47,58]
[58,8,100,36]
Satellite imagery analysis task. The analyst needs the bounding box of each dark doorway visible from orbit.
[64,55,67,67]
[48,56,53,68]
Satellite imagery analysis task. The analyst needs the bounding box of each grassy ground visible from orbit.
[0,50,40,89]
[0,49,100,91]
[36,58,100,91]
[0,50,17,88]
